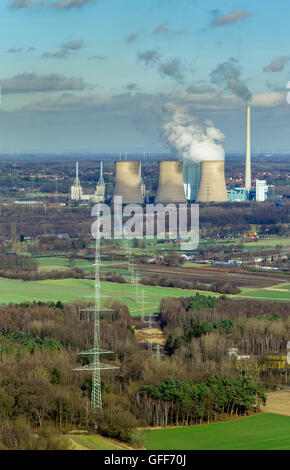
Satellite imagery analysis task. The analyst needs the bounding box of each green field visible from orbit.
[0,277,218,315]
[239,284,290,302]
[144,413,290,450]
[0,273,289,313]
[212,237,290,250]
[36,257,129,275]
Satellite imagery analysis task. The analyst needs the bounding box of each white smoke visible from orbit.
[163,104,225,162]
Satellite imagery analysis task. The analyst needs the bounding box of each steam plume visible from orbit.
[163,104,225,162]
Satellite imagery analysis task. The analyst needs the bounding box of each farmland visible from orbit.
[68,413,290,450]
[0,276,289,312]
[264,391,290,416]
[144,413,290,450]
[239,283,290,302]
[0,277,218,315]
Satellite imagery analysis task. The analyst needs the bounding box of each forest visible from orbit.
[0,292,288,449]
[135,376,266,427]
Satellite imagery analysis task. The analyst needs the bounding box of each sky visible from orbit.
[0,0,290,153]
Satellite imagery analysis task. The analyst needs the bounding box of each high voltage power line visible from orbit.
[73,223,118,411]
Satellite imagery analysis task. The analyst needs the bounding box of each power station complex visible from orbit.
[71,106,269,205]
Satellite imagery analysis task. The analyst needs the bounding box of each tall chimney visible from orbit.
[74,161,80,186]
[197,161,228,203]
[155,161,187,204]
[98,161,104,185]
[245,105,251,190]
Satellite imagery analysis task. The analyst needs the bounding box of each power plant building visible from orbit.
[256,180,268,202]
[71,162,83,201]
[71,161,106,203]
[228,187,248,202]
[93,161,106,203]
[113,161,143,204]
[197,161,228,203]
[155,161,187,204]
[183,161,201,202]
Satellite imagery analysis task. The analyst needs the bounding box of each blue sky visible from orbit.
[0,0,290,153]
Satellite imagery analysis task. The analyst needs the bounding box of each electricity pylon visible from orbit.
[73,218,118,411]
[140,288,145,322]
[132,270,140,303]
[139,288,150,322]
[144,312,154,352]
[11,222,20,255]
[153,344,166,360]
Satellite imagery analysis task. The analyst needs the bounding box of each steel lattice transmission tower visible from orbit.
[133,270,140,303]
[73,220,118,411]
[153,344,165,360]
[140,289,145,323]
[139,288,150,323]
[144,312,154,352]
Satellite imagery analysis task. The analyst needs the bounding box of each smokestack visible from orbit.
[114,161,143,204]
[98,161,104,185]
[155,161,187,204]
[74,161,80,186]
[245,105,251,190]
[197,161,228,203]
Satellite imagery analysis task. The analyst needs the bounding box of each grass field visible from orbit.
[0,274,289,313]
[36,257,130,276]
[239,283,290,302]
[68,434,124,450]
[0,277,219,315]
[36,257,71,271]
[144,413,290,450]
[213,237,290,250]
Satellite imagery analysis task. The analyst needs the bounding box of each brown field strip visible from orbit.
[264,391,290,416]
[134,327,165,345]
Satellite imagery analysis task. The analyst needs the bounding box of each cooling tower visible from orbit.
[113,161,143,204]
[155,161,187,204]
[197,161,228,203]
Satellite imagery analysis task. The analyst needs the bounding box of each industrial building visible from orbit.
[183,161,201,202]
[71,104,268,207]
[228,107,271,204]
[256,179,268,202]
[155,161,187,204]
[70,162,83,201]
[71,161,105,203]
[228,188,249,202]
[94,161,106,203]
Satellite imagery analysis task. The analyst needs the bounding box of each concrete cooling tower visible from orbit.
[197,161,228,203]
[113,161,143,204]
[155,161,187,204]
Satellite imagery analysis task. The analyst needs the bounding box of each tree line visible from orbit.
[134,375,266,427]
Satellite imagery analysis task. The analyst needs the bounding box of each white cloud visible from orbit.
[251,92,284,107]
